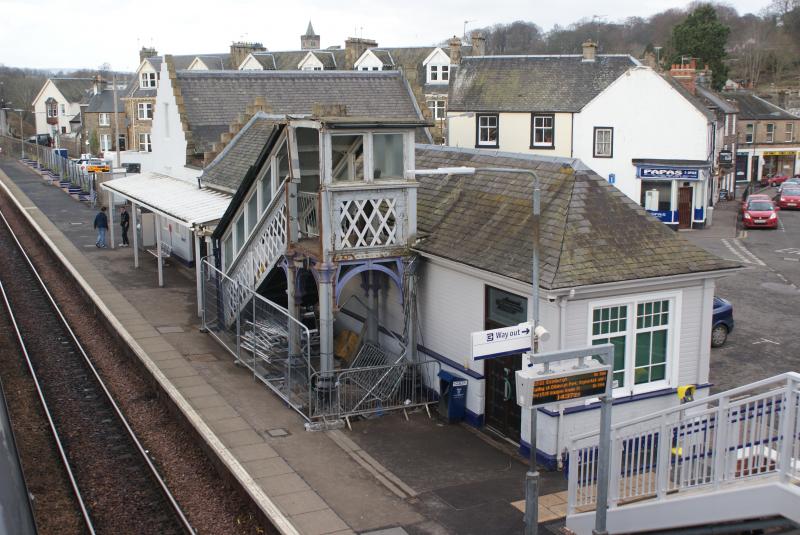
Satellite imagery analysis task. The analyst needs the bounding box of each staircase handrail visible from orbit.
[226,180,287,276]
[570,372,800,443]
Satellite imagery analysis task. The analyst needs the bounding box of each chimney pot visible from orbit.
[582,40,597,62]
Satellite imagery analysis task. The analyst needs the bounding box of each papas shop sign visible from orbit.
[639,167,700,180]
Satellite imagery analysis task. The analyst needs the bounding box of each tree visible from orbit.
[667,4,731,88]
[89,130,99,155]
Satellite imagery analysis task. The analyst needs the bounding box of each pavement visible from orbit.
[683,184,800,393]
[0,158,568,535]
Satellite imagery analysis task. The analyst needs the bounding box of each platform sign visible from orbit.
[515,360,610,408]
[470,322,532,364]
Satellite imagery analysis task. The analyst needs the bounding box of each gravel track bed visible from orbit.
[0,183,272,534]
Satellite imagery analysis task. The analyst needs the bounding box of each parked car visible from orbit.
[761,175,790,187]
[742,199,779,229]
[741,193,771,213]
[776,187,800,209]
[80,158,110,174]
[712,297,734,347]
[778,177,800,193]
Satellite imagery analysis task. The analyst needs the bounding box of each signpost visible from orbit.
[470,322,532,364]
[515,344,615,535]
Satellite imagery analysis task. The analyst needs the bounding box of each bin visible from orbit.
[438,370,468,423]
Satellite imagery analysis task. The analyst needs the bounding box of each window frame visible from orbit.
[47,102,58,118]
[100,133,112,152]
[786,123,794,143]
[426,99,446,120]
[138,133,152,153]
[475,114,499,148]
[766,123,775,143]
[139,72,157,89]
[593,126,614,158]
[98,112,110,126]
[530,113,555,149]
[587,290,681,397]
[137,102,153,121]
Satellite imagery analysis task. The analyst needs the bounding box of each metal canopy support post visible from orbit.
[194,231,202,317]
[317,263,335,388]
[156,216,163,287]
[287,260,300,361]
[366,270,379,345]
[132,202,139,268]
[108,194,115,249]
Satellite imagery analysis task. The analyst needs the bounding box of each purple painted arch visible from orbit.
[334,259,404,305]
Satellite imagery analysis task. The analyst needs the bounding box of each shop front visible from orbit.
[760,150,798,182]
[634,160,710,229]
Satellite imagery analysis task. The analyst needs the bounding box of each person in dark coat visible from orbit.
[93,206,108,248]
[120,206,130,247]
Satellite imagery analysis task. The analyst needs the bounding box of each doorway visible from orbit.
[483,286,526,442]
[678,186,693,230]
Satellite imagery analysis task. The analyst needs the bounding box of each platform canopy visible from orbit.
[101,172,231,228]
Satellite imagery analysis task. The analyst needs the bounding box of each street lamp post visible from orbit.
[411,165,543,535]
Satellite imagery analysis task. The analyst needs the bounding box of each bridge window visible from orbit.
[331,134,364,182]
[372,133,404,179]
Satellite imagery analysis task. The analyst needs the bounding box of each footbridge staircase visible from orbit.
[566,373,800,534]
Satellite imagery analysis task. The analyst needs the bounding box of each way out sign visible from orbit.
[471,323,532,363]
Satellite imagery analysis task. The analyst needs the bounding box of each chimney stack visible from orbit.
[582,40,597,62]
[230,41,266,69]
[669,58,699,95]
[344,37,378,69]
[448,36,462,65]
[471,30,486,56]
[642,51,657,69]
[301,21,321,50]
[139,46,158,64]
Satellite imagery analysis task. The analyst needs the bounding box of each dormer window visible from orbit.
[428,64,449,84]
[140,72,157,89]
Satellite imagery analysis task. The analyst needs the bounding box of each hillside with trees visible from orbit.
[467,1,799,90]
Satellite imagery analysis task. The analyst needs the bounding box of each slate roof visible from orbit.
[306,50,345,70]
[51,78,95,103]
[175,70,425,154]
[85,89,125,113]
[695,86,737,114]
[448,55,639,112]
[721,92,798,120]
[200,114,279,192]
[413,145,737,289]
[195,54,232,70]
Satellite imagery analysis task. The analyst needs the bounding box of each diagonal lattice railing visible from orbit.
[335,188,406,250]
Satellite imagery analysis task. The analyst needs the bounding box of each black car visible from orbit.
[712,296,734,347]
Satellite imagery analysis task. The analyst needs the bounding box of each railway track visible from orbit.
[0,207,194,535]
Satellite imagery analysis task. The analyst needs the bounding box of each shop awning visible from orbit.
[633,159,711,181]
[101,172,231,228]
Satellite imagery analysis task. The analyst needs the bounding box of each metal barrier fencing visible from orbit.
[201,258,316,418]
[567,373,800,516]
[309,356,440,421]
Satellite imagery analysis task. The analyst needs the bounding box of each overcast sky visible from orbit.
[2,0,772,71]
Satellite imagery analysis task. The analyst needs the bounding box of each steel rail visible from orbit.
[0,207,195,534]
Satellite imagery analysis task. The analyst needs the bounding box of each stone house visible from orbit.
[84,87,127,154]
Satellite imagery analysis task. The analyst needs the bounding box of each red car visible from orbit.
[776,187,800,209]
[741,194,771,213]
[761,175,790,187]
[743,199,779,229]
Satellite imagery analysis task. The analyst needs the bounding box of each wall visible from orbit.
[737,118,800,145]
[573,67,710,204]
[150,61,200,181]
[239,56,264,70]
[446,112,573,158]
[33,81,82,136]
[84,110,127,152]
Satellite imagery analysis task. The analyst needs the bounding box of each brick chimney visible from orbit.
[471,31,486,56]
[345,37,378,69]
[669,58,699,94]
[230,41,266,69]
[139,46,158,63]
[642,51,657,69]
[448,36,462,65]
[582,40,597,62]
[301,21,321,50]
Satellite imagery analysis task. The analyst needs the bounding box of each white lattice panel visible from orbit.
[336,194,403,249]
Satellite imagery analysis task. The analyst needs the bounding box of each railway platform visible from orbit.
[0,159,568,535]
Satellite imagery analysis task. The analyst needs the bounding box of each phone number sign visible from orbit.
[532,369,609,405]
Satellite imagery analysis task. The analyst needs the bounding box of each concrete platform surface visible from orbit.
[0,159,568,535]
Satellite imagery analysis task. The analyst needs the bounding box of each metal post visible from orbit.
[156,216,163,287]
[778,376,797,483]
[404,257,418,362]
[317,263,335,389]
[132,202,139,268]
[366,269,379,344]
[287,260,300,361]
[524,172,541,535]
[200,257,208,332]
[194,231,203,317]
[594,386,613,535]
[108,194,115,249]
[18,111,24,159]
[112,74,121,169]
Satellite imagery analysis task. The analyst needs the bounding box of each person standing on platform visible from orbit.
[93,206,108,248]
[120,205,130,247]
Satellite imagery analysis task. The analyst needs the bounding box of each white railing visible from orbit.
[332,188,407,250]
[227,192,287,304]
[567,373,800,516]
[297,191,319,238]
